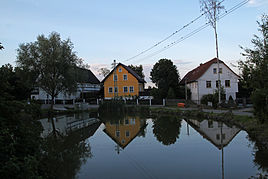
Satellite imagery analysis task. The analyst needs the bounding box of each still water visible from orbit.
[40,112,267,179]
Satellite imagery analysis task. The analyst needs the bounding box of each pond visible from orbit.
[40,112,268,179]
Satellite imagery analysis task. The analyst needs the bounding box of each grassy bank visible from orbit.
[150,107,268,149]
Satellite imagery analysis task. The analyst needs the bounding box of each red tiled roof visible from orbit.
[179,58,239,84]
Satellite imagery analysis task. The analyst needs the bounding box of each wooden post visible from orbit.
[149,98,152,106]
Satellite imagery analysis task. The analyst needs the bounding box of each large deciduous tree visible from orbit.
[150,59,180,99]
[16,32,78,111]
[239,14,268,122]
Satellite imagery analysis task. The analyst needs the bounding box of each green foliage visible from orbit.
[0,101,43,178]
[16,32,78,108]
[150,59,181,99]
[167,88,176,99]
[251,89,268,123]
[239,14,268,122]
[201,87,225,108]
[99,100,125,113]
[128,64,145,79]
[0,64,32,101]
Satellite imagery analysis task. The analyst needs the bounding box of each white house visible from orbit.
[31,67,101,103]
[180,58,239,103]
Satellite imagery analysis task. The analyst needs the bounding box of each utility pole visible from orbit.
[213,1,221,104]
[185,78,188,101]
[112,60,118,98]
[200,0,224,105]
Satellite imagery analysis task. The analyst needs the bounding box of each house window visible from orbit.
[114,74,118,81]
[125,119,129,125]
[126,131,130,137]
[129,86,134,93]
[208,120,213,128]
[123,86,128,93]
[114,87,118,93]
[216,134,220,140]
[130,118,135,124]
[119,68,122,72]
[225,80,230,87]
[216,80,221,88]
[206,81,211,88]
[123,74,127,81]
[213,68,217,74]
[108,87,113,93]
[222,134,226,140]
[219,68,222,73]
[116,130,120,137]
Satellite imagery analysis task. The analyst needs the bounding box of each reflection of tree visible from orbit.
[40,128,92,179]
[253,149,268,174]
[153,116,182,145]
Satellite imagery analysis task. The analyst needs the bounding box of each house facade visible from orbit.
[31,67,101,103]
[180,58,239,103]
[101,63,146,99]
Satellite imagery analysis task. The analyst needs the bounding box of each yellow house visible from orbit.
[103,116,147,150]
[101,63,146,99]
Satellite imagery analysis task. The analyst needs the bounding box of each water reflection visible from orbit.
[102,116,147,154]
[186,119,241,149]
[39,113,100,137]
[153,116,182,145]
[186,119,241,179]
[39,113,101,178]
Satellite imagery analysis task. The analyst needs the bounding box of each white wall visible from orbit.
[188,63,239,103]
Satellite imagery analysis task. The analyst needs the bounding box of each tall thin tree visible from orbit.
[200,0,224,104]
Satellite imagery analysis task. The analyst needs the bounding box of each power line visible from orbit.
[132,0,250,64]
[124,0,226,62]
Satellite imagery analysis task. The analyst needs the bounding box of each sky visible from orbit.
[1,0,268,86]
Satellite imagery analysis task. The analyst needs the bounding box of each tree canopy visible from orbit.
[150,59,180,99]
[16,32,78,109]
[239,14,268,122]
[128,64,145,79]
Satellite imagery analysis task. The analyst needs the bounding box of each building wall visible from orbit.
[189,63,239,102]
[31,83,100,100]
[104,65,140,99]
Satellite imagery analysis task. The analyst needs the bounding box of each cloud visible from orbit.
[248,0,268,7]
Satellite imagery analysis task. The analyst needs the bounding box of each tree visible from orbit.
[152,116,182,145]
[0,64,32,101]
[239,14,268,122]
[0,42,3,50]
[150,59,180,99]
[128,64,145,79]
[200,0,225,103]
[16,32,78,112]
[98,67,110,78]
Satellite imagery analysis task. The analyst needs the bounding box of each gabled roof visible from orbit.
[75,67,100,84]
[101,63,146,83]
[180,58,239,84]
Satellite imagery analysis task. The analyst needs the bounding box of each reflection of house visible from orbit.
[187,119,240,149]
[103,117,147,150]
[101,63,146,99]
[180,58,239,103]
[39,113,101,138]
[31,67,100,102]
